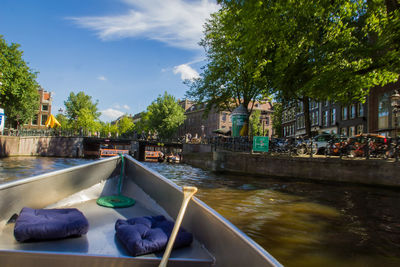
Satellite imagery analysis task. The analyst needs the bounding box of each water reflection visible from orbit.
[0,157,96,184]
[144,162,400,267]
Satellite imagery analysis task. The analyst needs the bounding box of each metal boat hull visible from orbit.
[0,155,281,267]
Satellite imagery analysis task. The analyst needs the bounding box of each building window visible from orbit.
[42,104,49,111]
[265,117,269,126]
[357,125,363,134]
[297,102,303,113]
[341,106,348,120]
[378,93,390,130]
[32,114,38,125]
[297,115,305,129]
[350,104,356,119]
[322,110,329,127]
[349,126,355,137]
[311,111,319,126]
[222,113,227,122]
[41,114,48,126]
[341,127,347,136]
[331,108,336,125]
[357,103,364,117]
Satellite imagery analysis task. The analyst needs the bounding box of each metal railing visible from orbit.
[204,136,400,161]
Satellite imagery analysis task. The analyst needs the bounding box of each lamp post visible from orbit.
[390,90,400,162]
[201,125,205,138]
[390,90,400,137]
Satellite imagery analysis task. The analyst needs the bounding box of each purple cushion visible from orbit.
[115,215,193,256]
[14,207,89,242]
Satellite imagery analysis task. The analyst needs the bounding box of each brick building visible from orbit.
[24,88,52,129]
[281,80,400,138]
[177,100,274,139]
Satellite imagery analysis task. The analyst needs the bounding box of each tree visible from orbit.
[63,91,101,131]
[249,110,263,137]
[76,108,101,135]
[0,35,39,128]
[146,92,186,139]
[271,103,283,138]
[117,115,135,137]
[55,114,72,131]
[218,0,400,137]
[185,8,271,130]
[100,122,118,138]
[64,91,100,121]
[134,112,152,138]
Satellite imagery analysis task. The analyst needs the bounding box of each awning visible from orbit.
[45,114,61,128]
[213,128,231,136]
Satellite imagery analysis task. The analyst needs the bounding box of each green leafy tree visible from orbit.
[63,91,101,131]
[146,92,186,139]
[76,108,101,134]
[0,35,39,128]
[249,110,263,137]
[100,122,118,138]
[55,114,72,131]
[185,8,271,133]
[215,1,400,136]
[271,103,283,138]
[117,115,135,137]
[64,91,100,121]
[134,112,152,137]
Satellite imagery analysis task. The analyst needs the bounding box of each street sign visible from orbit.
[253,136,269,152]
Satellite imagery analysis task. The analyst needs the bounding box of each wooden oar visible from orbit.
[159,186,198,267]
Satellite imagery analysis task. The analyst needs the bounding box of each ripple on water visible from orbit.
[143,162,400,267]
[0,157,96,184]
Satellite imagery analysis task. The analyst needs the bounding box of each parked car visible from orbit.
[313,133,343,155]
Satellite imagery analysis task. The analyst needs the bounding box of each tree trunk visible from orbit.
[302,97,312,138]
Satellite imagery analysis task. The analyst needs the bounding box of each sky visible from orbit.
[0,0,219,122]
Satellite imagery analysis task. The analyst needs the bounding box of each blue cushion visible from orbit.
[14,207,89,242]
[115,215,193,256]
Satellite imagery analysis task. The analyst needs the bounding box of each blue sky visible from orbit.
[0,0,219,121]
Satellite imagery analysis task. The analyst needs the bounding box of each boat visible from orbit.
[166,155,180,163]
[145,151,163,162]
[100,148,130,157]
[0,155,281,267]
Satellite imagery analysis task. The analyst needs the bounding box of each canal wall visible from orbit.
[0,136,83,157]
[182,144,400,187]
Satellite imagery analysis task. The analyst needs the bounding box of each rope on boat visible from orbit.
[96,154,136,208]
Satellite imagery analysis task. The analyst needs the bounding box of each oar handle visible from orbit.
[159,186,198,267]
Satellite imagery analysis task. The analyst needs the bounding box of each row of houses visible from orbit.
[281,81,400,138]
[176,99,274,139]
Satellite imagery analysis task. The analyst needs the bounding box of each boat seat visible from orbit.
[0,199,214,266]
[115,215,193,256]
[14,207,89,242]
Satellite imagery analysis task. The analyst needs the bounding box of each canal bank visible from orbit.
[0,136,83,157]
[182,144,400,187]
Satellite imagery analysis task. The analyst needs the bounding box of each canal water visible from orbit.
[1,157,399,266]
[0,157,95,184]
[142,162,400,267]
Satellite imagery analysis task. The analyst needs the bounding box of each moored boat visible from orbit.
[0,155,281,267]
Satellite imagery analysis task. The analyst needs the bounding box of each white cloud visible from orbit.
[69,0,219,50]
[173,64,200,81]
[97,75,107,81]
[123,104,130,110]
[100,108,124,121]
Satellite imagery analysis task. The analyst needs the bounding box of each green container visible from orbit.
[231,105,248,137]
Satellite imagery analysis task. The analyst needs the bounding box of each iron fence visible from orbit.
[206,136,400,161]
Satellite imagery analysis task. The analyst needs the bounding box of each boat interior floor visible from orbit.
[0,178,214,266]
